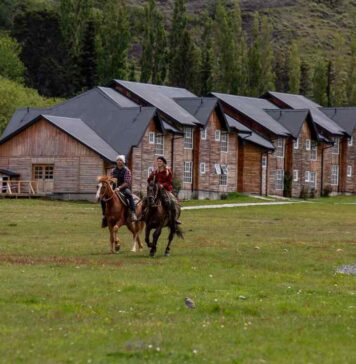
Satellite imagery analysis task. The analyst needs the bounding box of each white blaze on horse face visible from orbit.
[96,182,102,201]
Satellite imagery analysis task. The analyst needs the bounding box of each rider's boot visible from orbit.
[101,216,108,228]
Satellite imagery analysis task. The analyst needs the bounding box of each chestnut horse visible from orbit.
[96,176,144,253]
[144,180,183,257]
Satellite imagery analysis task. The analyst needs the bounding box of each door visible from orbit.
[261,154,267,195]
[32,165,54,193]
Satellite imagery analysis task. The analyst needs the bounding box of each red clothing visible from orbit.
[148,167,173,192]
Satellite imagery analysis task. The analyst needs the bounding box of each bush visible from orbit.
[322,185,332,197]
[172,176,182,197]
[299,185,309,199]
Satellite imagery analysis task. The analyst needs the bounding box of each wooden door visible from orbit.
[32,165,54,193]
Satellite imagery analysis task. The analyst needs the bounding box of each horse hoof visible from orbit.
[115,245,121,252]
[164,252,170,257]
[149,252,155,257]
[131,248,137,252]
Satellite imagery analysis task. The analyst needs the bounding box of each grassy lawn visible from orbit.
[0,198,355,363]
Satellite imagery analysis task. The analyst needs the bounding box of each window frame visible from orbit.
[293,169,299,182]
[184,127,193,149]
[293,137,299,150]
[154,132,164,155]
[275,138,284,158]
[305,139,311,151]
[275,169,284,190]
[310,141,318,161]
[148,132,155,144]
[201,128,207,140]
[183,161,193,183]
[215,130,221,141]
[347,165,352,177]
[220,131,228,152]
[331,165,339,185]
[200,162,206,175]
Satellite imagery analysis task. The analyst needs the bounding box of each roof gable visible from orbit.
[321,107,356,136]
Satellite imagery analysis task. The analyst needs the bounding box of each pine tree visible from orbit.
[259,15,275,94]
[287,41,301,94]
[168,0,187,86]
[129,62,136,81]
[79,19,97,90]
[312,57,328,106]
[347,36,356,105]
[140,0,167,84]
[299,60,312,97]
[97,0,130,84]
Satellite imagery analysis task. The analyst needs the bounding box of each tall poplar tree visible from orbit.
[97,0,130,84]
[312,57,328,106]
[248,13,262,96]
[300,60,312,97]
[140,0,167,84]
[199,14,214,95]
[274,50,288,92]
[259,15,275,94]
[287,41,301,94]
[347,36,356,105]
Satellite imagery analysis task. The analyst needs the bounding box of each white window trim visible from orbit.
[310,141,317,161]
[183,161,192,183]
[331,165,339,185]
[275,138,285,158]
[332,138,339,155]
[148,132,155,144]
[201,128,207,140]
[348,136,353,147]
[305,171,310,182]
[347,165,352,177]
[200,162,206,175]
[275,169,284,190]
[214,164,222,175]
[309,171,316,188]
[293,169,299,182]
[305,139,311,151]
[293,138,299,150]
[154,133,164,155]
[219,174,227,186]
[262,155,267,168]
[220,131,228,153]
[184,127,193,150]
[215,130,221,141]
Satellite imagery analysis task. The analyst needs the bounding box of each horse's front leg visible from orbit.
[113,222,122,253]
[150,226,162,257]
[145,224,153,248]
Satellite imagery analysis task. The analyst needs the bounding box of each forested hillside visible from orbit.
[0,0,355,134]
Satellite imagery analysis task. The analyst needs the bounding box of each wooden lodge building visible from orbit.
[0,80,355,200]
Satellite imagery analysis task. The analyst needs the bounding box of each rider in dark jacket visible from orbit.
[101,155,137,227]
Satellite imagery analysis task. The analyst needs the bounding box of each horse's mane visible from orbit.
[97,175,113,183]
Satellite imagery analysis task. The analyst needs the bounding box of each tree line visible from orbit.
[0,0,355,106]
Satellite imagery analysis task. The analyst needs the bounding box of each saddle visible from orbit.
[114,189,141,207]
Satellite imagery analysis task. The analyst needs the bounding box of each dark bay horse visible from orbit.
[144,180,183,257]
[96,176,144,253]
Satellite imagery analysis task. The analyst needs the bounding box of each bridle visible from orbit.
[97,180,114,202]
[147,181,159,206]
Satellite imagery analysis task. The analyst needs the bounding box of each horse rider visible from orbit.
[101,154,137,227]
[146,156,181,225]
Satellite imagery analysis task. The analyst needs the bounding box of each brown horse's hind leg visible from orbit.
[113,224,121,252]
[165,228,175,257]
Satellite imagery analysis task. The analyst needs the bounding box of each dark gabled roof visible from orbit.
[0,169,20,177]
[239,131,275,150]
[98,86,138,107]
[173,97,229,130]
[265,91,345,136]
[224,113,274,150]
[0,87,159,158]
[225,114,251,134]
[161,120,182,134]
[321,107,356,136]
[264,109,309,139]
[113,80,200,126]
[41,115,118,162]
[211,92,290,136]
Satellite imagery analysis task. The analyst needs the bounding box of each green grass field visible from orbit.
[0,198,355,363]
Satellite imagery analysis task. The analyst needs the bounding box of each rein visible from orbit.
[100,181,115,202]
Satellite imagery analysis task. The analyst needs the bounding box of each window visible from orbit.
[34,166,43,179]
[293,170,299,182]
[184,127,193,149]
[305,171,310,182]
[215,130,221,141]
[220,131,228,152]
[148,132,155,144]
[155,133,164,155]
[45,166,54,179]
[201,128,207,140]
[331,165,339,185]
[214,164,222,175]
[275,138,284,158]
[332,138,339,154]
[262,155,267,168]
[348,137,353,147]
[219,165,228,186]
[275,169,284,190]
[309,171,316,188]
[311,141,317,161]
[147,166,154,177]
[200,162,206,175]
[347,165,352,177]
[183,161,192,183]
[293,137,299,149]
[305,139,311,151]
[34,165,53,180]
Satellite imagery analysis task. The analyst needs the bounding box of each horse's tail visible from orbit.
[175,225,184,239]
